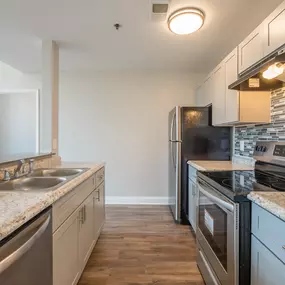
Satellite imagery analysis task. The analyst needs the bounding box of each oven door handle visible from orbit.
[0,214,50,275]
[198,183,234,213]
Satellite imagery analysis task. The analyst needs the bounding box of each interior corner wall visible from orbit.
[59,71,202,203]
[0,61,40,90]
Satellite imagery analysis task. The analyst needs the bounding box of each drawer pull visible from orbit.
[79,208,84,224]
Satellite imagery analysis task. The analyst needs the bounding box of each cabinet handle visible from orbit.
[282,245,285,250]
[96,190,100,201]
[79,208,84,224]
[83,205,86,223]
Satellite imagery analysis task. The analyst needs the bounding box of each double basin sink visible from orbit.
[0,168,89,192]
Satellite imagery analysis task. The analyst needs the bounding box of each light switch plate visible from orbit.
[240,141,244,152]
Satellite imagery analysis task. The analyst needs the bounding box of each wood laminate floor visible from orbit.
[78,205,204,285]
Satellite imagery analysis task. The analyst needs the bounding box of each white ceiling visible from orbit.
[0,0,283,73]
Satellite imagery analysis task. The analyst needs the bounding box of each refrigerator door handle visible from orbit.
[170,111,176,142]
[172,142,176,170]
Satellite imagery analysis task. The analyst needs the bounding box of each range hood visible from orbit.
[229,46,285,91]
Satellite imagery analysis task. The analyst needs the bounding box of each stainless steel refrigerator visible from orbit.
[168,106,231,224]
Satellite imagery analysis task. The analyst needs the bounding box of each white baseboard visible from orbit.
[106,196,170,205]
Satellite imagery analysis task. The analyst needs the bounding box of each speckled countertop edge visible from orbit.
[187,160,254,171]
[247,192,285,222]
[0,162,105,241]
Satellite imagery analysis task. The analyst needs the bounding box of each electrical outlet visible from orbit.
[240,141,244,152]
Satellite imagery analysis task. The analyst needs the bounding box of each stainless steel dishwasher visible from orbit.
[0,207,52,285]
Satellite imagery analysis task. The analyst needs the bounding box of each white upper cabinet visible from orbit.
[195,76,213,107]
[263,1,285,55]
[225,48,239,123]
[238,25,263,74]
[203,48,271,126]
[195,85,204,106]
[203,76,213,106]
[212,64,226,125]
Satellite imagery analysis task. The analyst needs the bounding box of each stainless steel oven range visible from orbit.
[196,141,285,285]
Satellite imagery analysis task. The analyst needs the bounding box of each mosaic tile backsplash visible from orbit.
[235,88,285,157]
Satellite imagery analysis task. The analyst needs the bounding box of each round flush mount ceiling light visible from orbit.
[168,8,205,35]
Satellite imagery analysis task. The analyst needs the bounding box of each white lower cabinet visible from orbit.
[251,235,285,285]
[53,208,80,285]
[53,167,105,285]
[188,165,198,233]
[94,182,105,243]
[188,178,197,232]
[79,194,96,270]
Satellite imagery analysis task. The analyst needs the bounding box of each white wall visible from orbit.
[0,91,39,156]
[59,71,203,203]
[0,61,40,90]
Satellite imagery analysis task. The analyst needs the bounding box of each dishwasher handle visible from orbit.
[0,214,50,275]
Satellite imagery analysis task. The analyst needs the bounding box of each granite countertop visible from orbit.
[187,160,254,171]
[248,192,285,222]
[0,162,105,241]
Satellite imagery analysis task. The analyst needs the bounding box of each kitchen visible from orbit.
[1,0,285,285]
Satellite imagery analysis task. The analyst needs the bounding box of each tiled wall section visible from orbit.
[235,87,285,157]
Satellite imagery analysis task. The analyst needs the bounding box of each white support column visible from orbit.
[41,40,59,156]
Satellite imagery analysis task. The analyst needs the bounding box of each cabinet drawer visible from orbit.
[53,175,95,232]
[252,203,285,263]
[95,167,105,188]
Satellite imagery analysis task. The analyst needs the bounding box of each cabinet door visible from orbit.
[196,85,204,106]
[94,182,105,242]
[251,235,285,285]
[239,25,263,74]
[53,208,80,285]
[188,178,194,227]
[203,76,212,106]
[263,1,285,55]
[99,182,105,225]
[225,48,239,123]
[94,189,101,243]
[79,194,95,270]
[212,64,226,125]
[188,179,197,232]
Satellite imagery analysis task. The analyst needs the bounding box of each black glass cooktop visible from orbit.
[198,170,285,202]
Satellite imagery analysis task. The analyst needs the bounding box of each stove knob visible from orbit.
[255,145,259,151]
[263,146,267,152]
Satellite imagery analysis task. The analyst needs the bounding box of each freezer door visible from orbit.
[168,106,181,142]
[168,141,181,222]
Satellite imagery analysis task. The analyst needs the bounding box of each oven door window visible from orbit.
[198,190,228,271]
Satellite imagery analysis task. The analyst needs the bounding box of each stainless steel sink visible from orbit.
[0,177,67,192]
[29,168,88,178]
